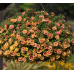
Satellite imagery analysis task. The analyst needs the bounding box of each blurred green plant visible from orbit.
[3,59,45,70]
[4,3,19,20]
[18,3,34,11]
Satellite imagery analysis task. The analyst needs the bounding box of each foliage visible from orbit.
[43,61,74,70]
[34,3,74,20]
[3,59,45,70]
[4,3,19,20]
[3,54,74,70]
[0,9,74,64]
[18,3,34,11]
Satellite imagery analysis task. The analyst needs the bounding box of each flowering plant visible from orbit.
[0,9,74,63]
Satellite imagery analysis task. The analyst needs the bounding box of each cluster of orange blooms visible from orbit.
[0,9,74,63]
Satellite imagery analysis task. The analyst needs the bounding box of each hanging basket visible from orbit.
[0,9,74,63]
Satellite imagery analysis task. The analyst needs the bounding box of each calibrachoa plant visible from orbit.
[0,9,74,63]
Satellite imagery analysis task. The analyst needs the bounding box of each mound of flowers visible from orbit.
[0,9,74,63]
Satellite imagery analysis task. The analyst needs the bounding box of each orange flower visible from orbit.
[30,41,34,46]
[47,51,52,56]
[32,27,37,31]
[63,44,68,49]
[59,30,62,34]
[53,42,58,46]
[21,47,28,52]
[37,49,42,53]
[32,22,36,26]
[25,47,28,51]
[27,17,29,19]
[22,57,26,62]
[55,35,59,40]
[18,16,22,22]
[21,40,25,44]
[31,34,35,38]
[62,52,66,56]
[40,56,44,60]
[54,49,57,53]
[0,50,2,55]
[33,49,37,53]
[46,18,49,20]
[43,51,47,56]
[10,33,15,37]
[17,24,20,27]
[31,16,35,20]
[37,21,41,24]
[48,46,52,50]
[72,32,74,37]
[34,12,38,15]
[39,38,45,43]
[49,42,53,46]
[11,52,16,56]
[19,37,24,41]
[44,12,49,15]
[72,39,74,44]
[48,20,51,24]
[27,38,31,43]
[50,57,55,61]
[43,30,48,35]
[55,31,60,35]
[23,29,27,34]
[41,42,45,47]
[42,19,48,22]
[27,8,30,11]
[15,33,20,38]
[14,48,19,52]
[4,24,8,29]
[66,49,71,54]
[39,15,44,19]
[8,38,13,44]
[51,12,55,15]
[4,50,10,55]
[47,33,53,39]
[33,53,37,58]
[3,42,9,50]
[37,61,42,65]
[33,43,37,47]
[10,19,17,23]
[52,26,57,30]
[24,18,27,21]
[38,54,41,58]
[27,51,31,55]
[27,31,30,35]
[14,41,19,47]
[9,25,14,29]
[55,22,60,26]
[29,55,34,60]
[26,21,31,26]
[16,53,20,56]
[0,28,4,33]
[57,49,62,54]
[59,20,62,22]
[29,29,34,34]
[63,41,67,44]
[22,12,25,15]
[18,57,23,61]
[0,40,3,44]
[67,43,70,47]
[56,55,60,59]
[14,59,18,63]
